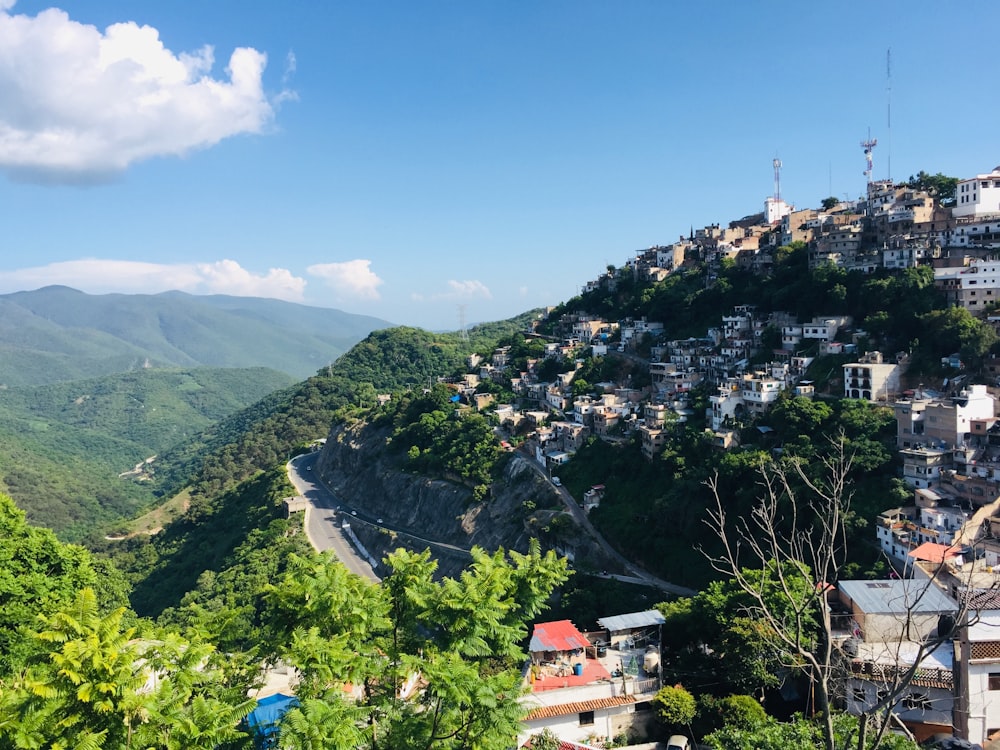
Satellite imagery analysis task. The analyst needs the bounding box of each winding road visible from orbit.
[286,452,381,582]
[288,447,695,597]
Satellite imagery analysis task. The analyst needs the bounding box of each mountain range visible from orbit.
[0,286,392,385]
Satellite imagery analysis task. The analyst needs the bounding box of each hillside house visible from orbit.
[952,167,1000,219]
[843,351,903,402]
[894,385,997,487]
[935,256,1000,310]
[839,579,958,741]
[519,617,661,747]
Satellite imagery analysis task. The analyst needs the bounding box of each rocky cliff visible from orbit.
[314,420,612,576]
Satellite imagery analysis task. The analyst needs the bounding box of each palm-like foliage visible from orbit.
[0,588,256,750]
[265,544,568,749]
[278,696,372,750]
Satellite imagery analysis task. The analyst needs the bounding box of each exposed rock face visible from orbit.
[315,420,603,576]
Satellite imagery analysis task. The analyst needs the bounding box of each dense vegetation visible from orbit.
[149,316,540,504]
[0,478,571,749]
[0,367,292,539]
[386,385,506,502]
[548,245,1000,376]
[106,315,538,617]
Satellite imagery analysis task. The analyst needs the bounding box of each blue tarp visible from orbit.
[246,693,298,738]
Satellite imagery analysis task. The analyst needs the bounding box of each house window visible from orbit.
[904,692,931,711]
[989,673,1000,690]
[579,711,595,726]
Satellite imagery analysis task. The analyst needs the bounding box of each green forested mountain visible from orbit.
[148,317,541,503]
[0,286,391,385]
[0,367,293,539]
[104,316,539,616]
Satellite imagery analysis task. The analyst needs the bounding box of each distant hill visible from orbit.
[0,286,392,385]
[0,366,295,540]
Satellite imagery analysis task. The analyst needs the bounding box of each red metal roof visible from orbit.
[529,620,590,653]
[908,542,961,564]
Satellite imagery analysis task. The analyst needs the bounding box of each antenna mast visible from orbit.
[772,157,782,201]
[886,48,892,181]
[861,129,877,184]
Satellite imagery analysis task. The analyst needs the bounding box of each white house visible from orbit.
[953,167,1000,218]
[843,351,902,402]
[955,604,1000,744]
[935,257,1000,310]
[839,579,958,740]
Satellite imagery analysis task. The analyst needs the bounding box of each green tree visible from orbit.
[917,306,997,368]
[704,713,917,750]
[0,588,256,749]
[277,697,371,750]
[527,729,562,750]
[0,493,114,675]
[821,196,840,210]
[265,542,569,749]
[905,170,958,205]
[653,684,696,731]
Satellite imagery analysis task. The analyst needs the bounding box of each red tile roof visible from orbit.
[523,694,637,722]
[529,620,589,653]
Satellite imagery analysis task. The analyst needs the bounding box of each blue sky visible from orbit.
[0,1,997,330]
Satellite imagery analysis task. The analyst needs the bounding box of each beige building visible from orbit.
[843,351,903,402]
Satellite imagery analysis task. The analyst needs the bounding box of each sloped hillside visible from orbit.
[0,367,293,539]
[0,286,391,384]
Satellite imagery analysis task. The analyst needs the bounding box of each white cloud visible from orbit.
[0,2,282,182]
[0,259,306,300]
[446,280,493,299]
[307,260,383,300]
[410,279,493,303]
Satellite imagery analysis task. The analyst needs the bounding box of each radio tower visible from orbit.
[886,48,892,181]
[861,129,877,183]
[772,156,782,201]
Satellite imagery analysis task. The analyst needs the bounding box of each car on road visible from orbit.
[377,518,383,524]
[351,510,357,516]
[551,476,561,487]
[667,735,689,750]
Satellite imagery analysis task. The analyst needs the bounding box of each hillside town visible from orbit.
[420,165,1000,747]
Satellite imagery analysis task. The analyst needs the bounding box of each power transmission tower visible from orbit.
[458,304,469,344]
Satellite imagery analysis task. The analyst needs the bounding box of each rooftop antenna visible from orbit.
[861,128,877,184]
[886,48,892,181]
[772,156,782,201]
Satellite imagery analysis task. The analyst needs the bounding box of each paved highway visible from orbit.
[286,452,380,583]
[290,447,694,596]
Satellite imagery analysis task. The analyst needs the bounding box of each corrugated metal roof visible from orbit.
[596,609,666,632]
[840,579,957,616]
[529,620,589,653]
